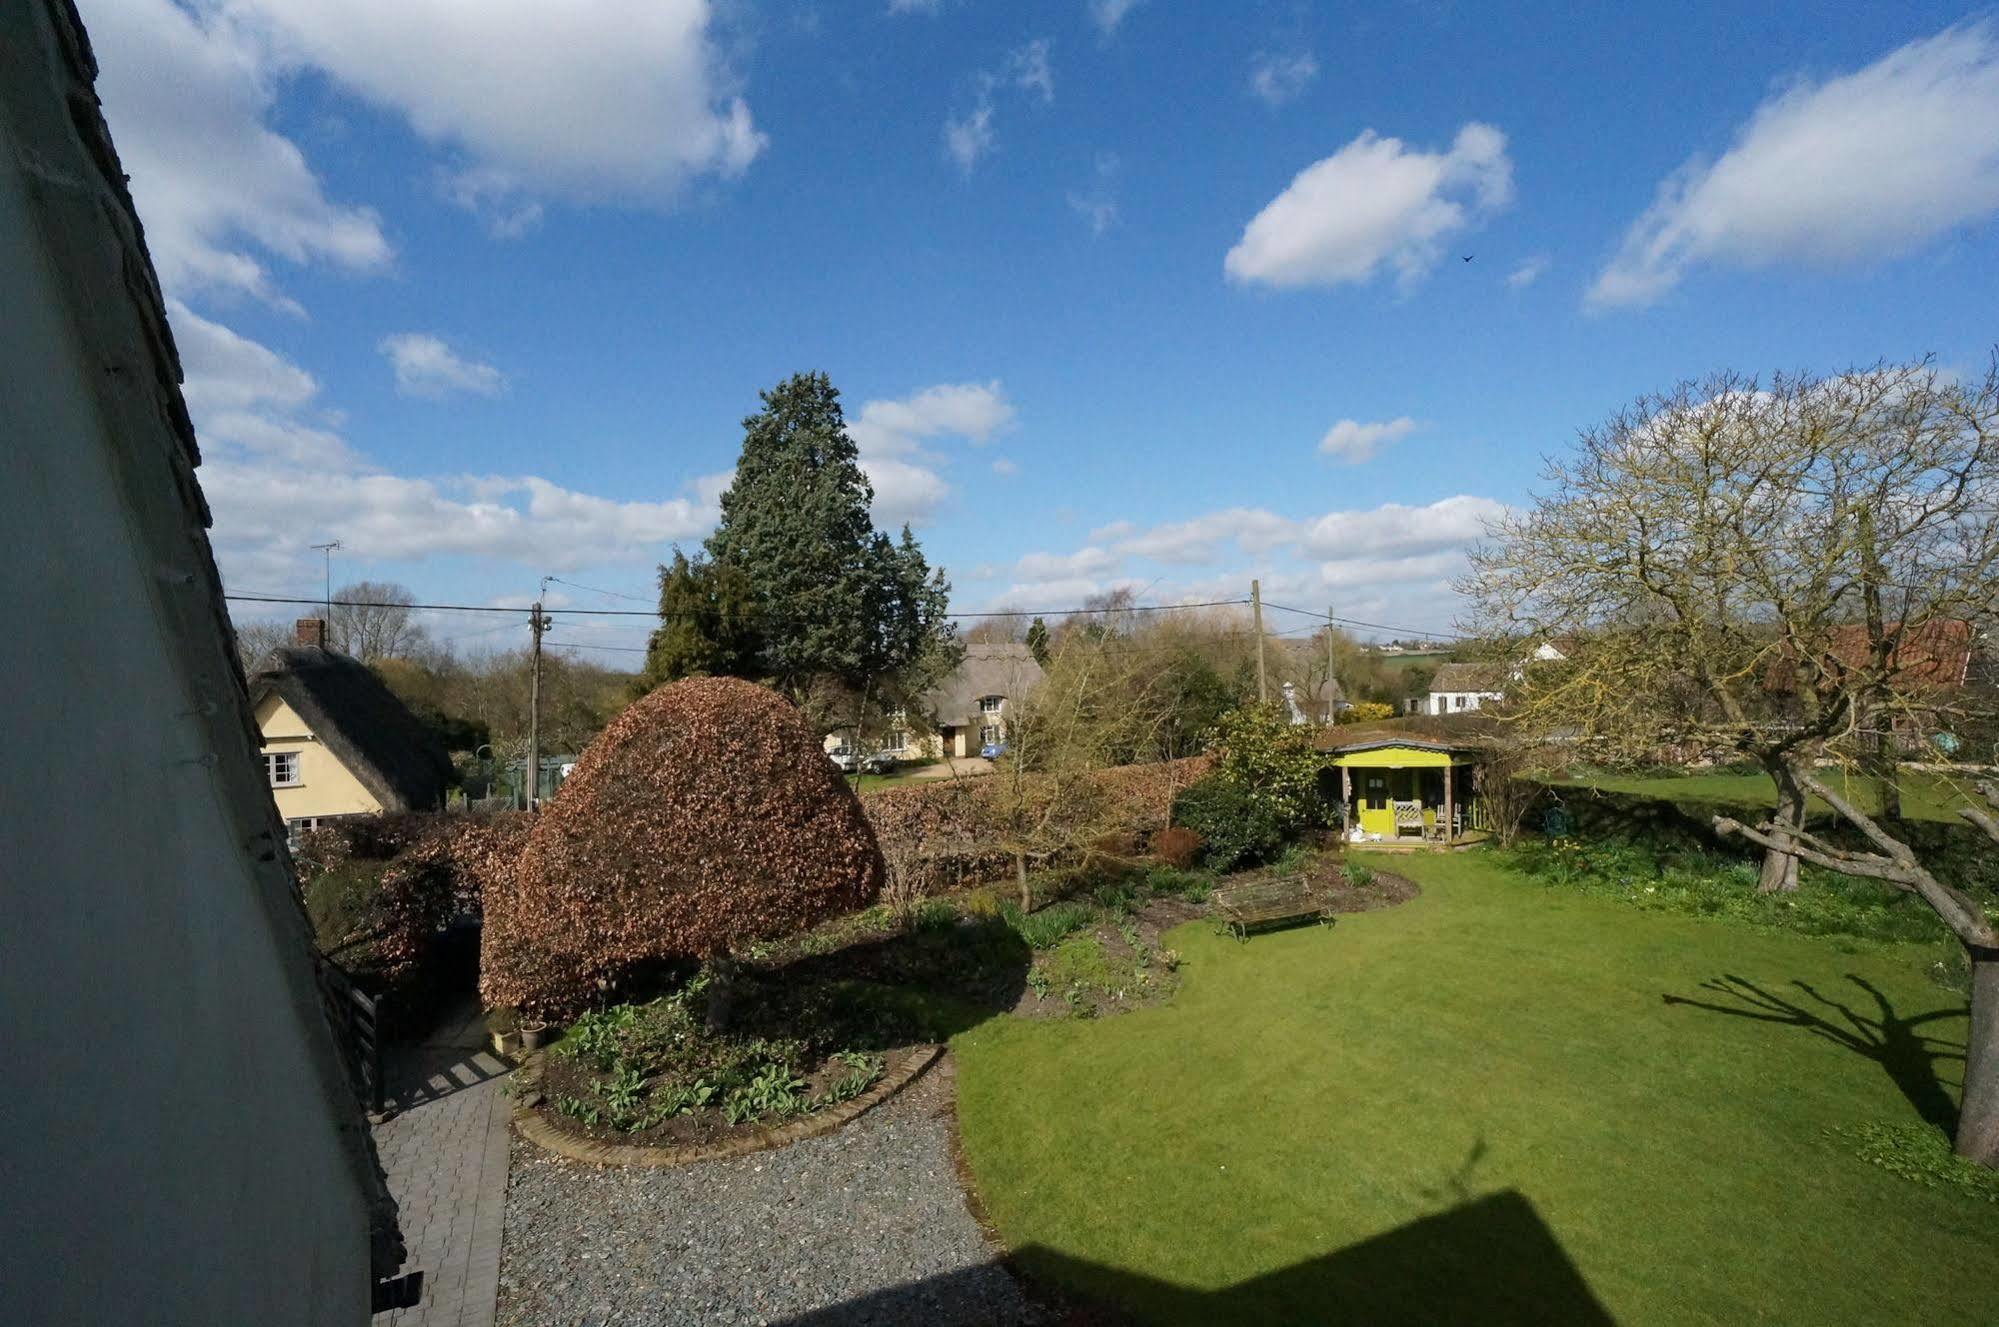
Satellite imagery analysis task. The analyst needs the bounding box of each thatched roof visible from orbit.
[1429,661,1510,694]
[252,647,451,812]
[1313,713,1509,752]
[922,643,1044,727]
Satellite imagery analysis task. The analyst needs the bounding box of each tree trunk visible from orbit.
[1015,852,1031,911]
[1959,944,1999,1168]
[1866,735,1903,823]
[1757,762,1804,893]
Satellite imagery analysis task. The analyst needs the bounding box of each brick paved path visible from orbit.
[373,1000,513,1326]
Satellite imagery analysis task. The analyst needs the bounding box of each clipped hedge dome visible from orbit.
[481,676,884,1016]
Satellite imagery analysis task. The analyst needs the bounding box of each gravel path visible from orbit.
[495,1062,1034,1326]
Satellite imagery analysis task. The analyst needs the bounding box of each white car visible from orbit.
[827,745,897,775]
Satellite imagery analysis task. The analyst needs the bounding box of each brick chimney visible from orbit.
[294,617,327,649]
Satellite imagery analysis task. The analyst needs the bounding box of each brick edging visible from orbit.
[510,1044,942,1168]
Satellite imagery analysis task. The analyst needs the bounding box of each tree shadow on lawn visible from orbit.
[734,917,1033,1051]
[1661,974,1965,1129]
[774,1188,1615,1326]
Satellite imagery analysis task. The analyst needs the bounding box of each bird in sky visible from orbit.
[1462,254,1474,263]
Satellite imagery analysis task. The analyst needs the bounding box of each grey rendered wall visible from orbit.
[0,7,373,1324]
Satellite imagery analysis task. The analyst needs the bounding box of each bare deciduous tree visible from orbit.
[329,580,428,663]
[1465,354,1999,1165]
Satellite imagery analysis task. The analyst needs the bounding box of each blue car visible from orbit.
[979,740,1007,760]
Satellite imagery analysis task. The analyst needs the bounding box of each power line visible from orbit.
[1259,599,1457,642]
[545,640,649,654]
[544,575,653,603]
[223,591,1253,622]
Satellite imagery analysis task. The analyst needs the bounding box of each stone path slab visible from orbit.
[373,1000,513,1326]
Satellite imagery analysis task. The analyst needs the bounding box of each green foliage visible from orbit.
[1141,864,1215,903]
[1503,837,1948,944]
[1172,775,1288,872]
[952,850,1999,1324]
[1206,702,1327,830]
[640,548,762,688]
[1000,899,1097,949]
[1026,617,1051,666]
[1043,935,1121,995]
[1336,701,1397,724]
[911,899,959,933]
[691,371,959,701]
[1343,859,1376,890]
[1826,1123,1999,1204]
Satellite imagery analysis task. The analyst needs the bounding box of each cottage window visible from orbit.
[980,724,1001,746]
[978,695,1003,714]
[886,729,909,753]
[266,751,301,787]
[1452,695,1466,711]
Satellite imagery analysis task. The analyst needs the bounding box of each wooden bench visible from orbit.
[1212,874,1328,942]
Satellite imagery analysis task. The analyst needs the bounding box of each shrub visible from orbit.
[1142,864,1214,902]
[1343,860,1376,890]
[1336,701,1397,724]
[1172,775,1287,873]
[1000,899,1096,949]
[1152,826,1202,868]
[862,755,1214,895]
[481,677,885,1017]
[1206,703,1326,831]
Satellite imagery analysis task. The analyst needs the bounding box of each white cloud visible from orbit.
[170,307,719,584]
[944,40,1054,175]
[1013,39,1055,103]
[1225,122,1513,290]
[1249,50,1319,108]
[1296,495,1506,561]
[1016,547,1119,581]
[846,382,1018,525]
[379,333,507,398]
[1067,151,1121,234]
[1317,416,1419,462]
[945,101,997,175]
[220,0,766,210]
[991,457,1020,476]
[1506,254,1551,289]
[87,0,391,310]
[443,167,546,239]
[980,494,1507,634]
[1590,23,1999,309]
[1090,0,1142,37]
[888,0,944,11]
[1115,508,1295,564]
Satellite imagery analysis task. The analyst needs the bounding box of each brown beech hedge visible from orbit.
[481,676,884,1016]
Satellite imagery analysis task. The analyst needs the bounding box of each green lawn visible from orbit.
[953,852,1994,1325]
[1547,768,1977,824]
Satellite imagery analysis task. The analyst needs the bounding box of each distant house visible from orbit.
[250,619,452,838]
[823,642,1046,761]
[1424,662,1511,715]
[1420,639,1571,716]
[923,643,1045,757]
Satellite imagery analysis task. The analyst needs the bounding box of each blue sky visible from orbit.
[84,0,1999,658]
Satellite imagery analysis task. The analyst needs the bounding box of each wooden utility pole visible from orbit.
[526,599,548,812]
[1325,603,1338,719]
[1252,579,1266,703]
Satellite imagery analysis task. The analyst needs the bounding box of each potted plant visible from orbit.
[488,1008,524,1057]
[518,1018,550,1053]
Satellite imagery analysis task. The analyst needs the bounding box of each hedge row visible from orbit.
[299,810,528,989]
[861,754,1215,892]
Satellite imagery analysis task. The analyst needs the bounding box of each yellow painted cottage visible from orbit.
[248,619,451,839]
